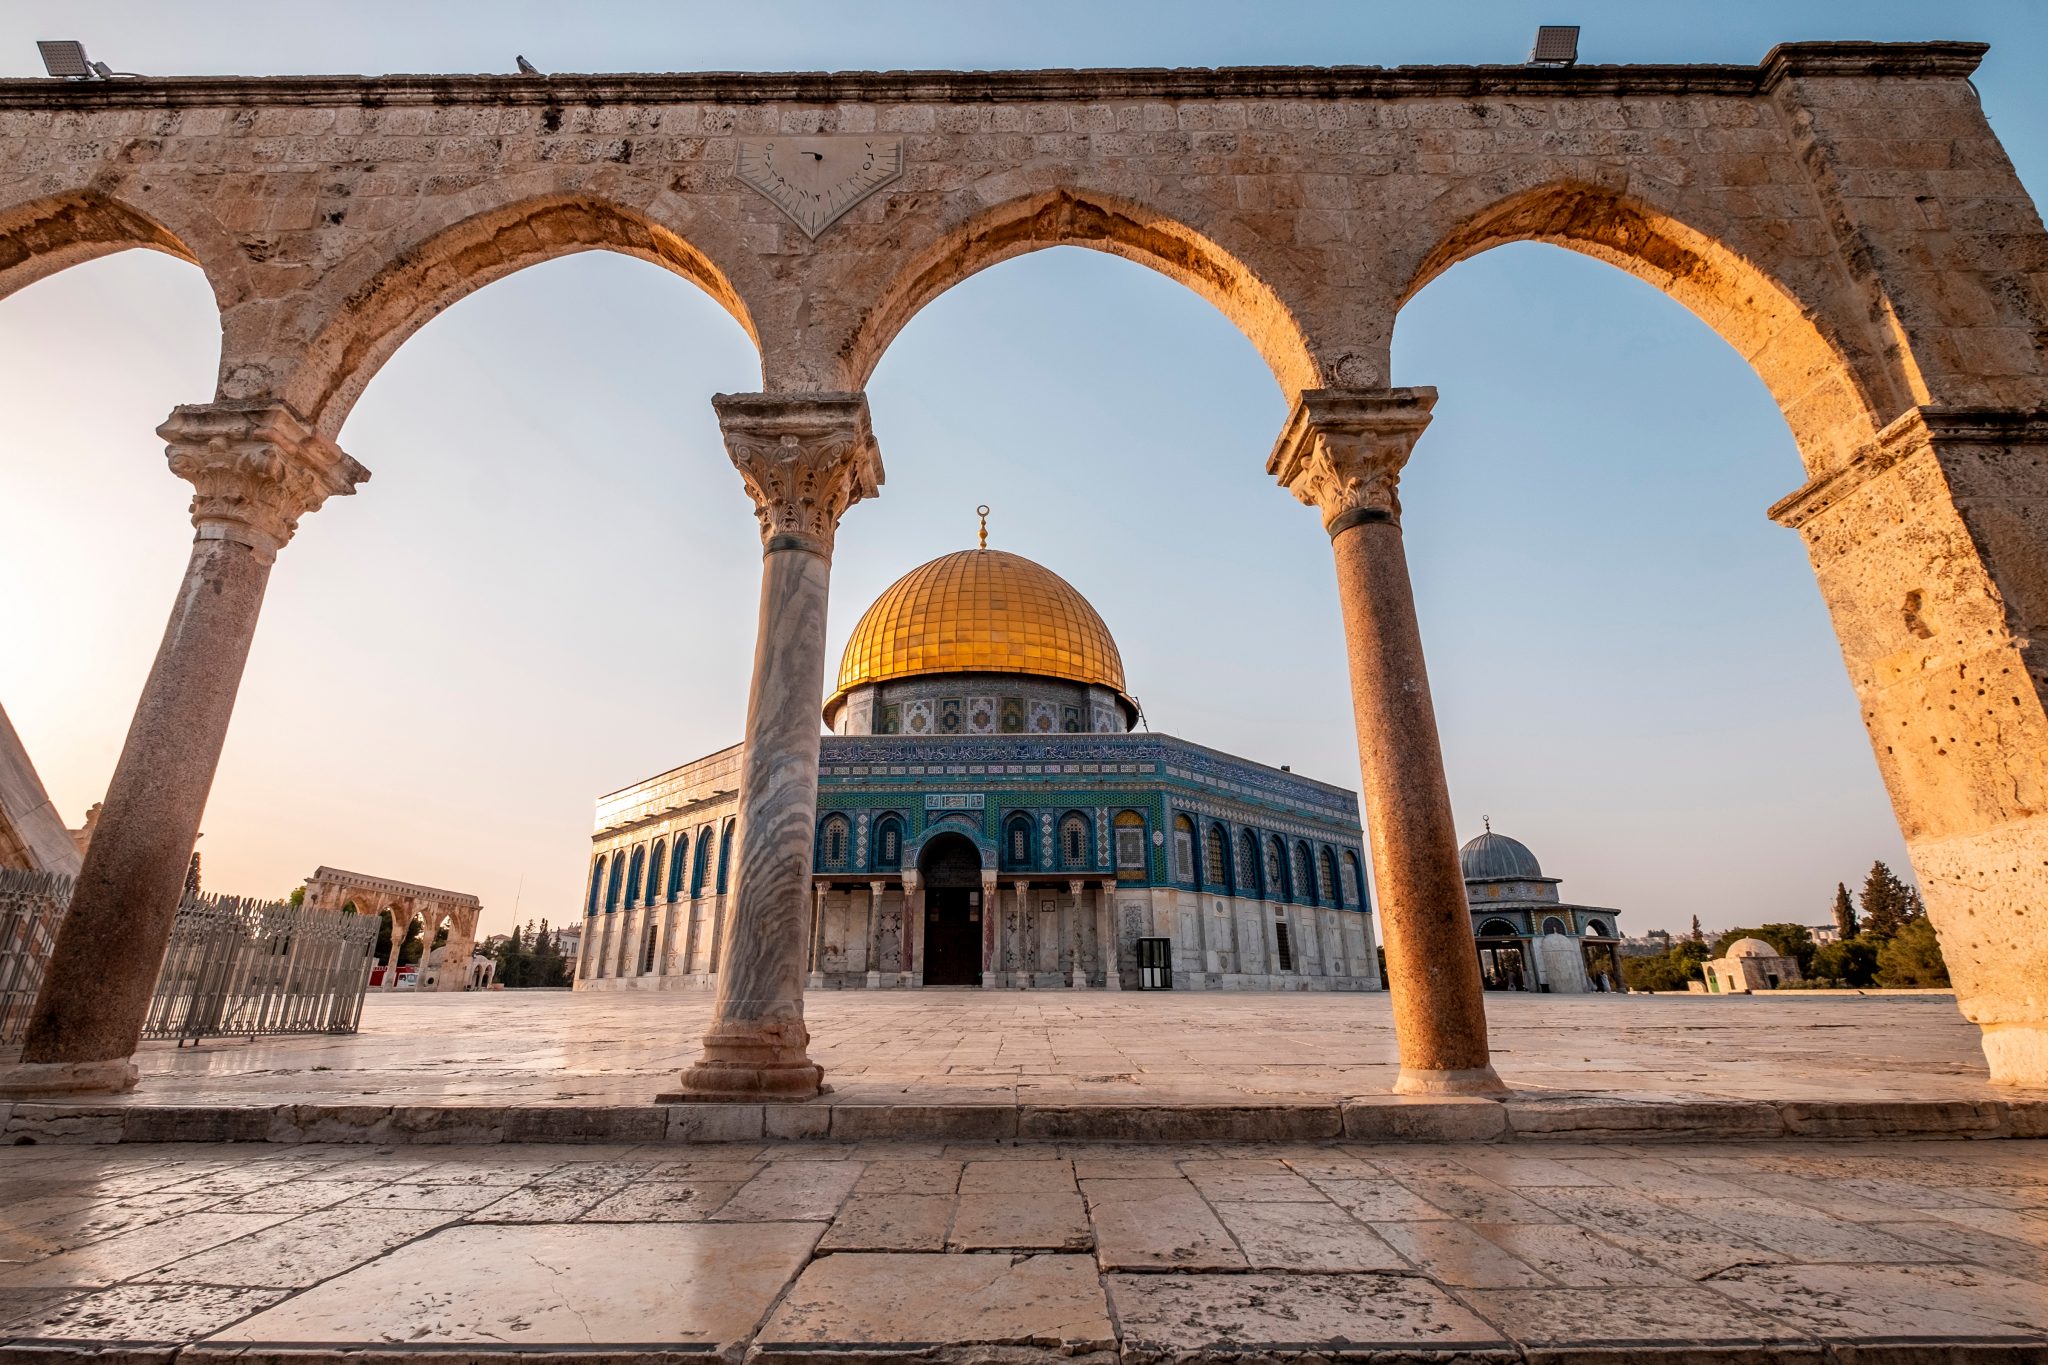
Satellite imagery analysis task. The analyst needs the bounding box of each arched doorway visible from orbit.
[918,832,984,987]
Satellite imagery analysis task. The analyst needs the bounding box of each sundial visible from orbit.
[735,136,904,239]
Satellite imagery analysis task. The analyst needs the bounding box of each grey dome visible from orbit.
[1460,830,1543,881]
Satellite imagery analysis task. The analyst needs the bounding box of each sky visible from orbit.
[3,0,2044,941]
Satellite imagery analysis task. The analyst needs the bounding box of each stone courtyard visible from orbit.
[0,1135,2043,1357]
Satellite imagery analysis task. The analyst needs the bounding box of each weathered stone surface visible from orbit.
[1020,1102,1341,1141]
[1108,1271,1509,1358]
[1506,1098,1786,1140]
[1082,1178,1244,1271]
[1779,1099,2005,1138]
[1344,1096,1508,1141]
[831,1104,1016,1141]
[758,1252,1112,1353]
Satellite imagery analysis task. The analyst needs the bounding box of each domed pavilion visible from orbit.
[1460,824,1624,993]
[576,531,1379,993]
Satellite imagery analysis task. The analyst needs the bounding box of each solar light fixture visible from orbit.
[1529,25,1581,67]
[38,39,100,79]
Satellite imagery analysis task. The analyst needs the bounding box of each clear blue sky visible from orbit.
[3,1,2042,938]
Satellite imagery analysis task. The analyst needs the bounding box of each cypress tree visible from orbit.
[1830,882,1858,939]
[1861,861,1916,940]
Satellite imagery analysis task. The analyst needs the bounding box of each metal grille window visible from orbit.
[1206,824,1228,889]
[1172,815,1195,883]
[1006,816,1032,867]
[1062,814,1090,868]
[1275,921,1294,972]
[876,817,902,870]
[625,846,645,908]
[1115,812,1145,870]
[1319,847,1338,905]
[822,815,850,867]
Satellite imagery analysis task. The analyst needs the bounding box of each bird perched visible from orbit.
[515,55,543,76]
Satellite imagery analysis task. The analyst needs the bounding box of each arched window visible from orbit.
[1206,823,1230,892]
[586,857,605,917]
[716,820,735,892]
[1061,812,1092,869]
[1114,811,1145,870]
[668,834,688,900]
[690,828,712,896]
[875,815,903,871]
[1541,916,1568,935]
[1172,815,1196,884]
[1296,841,1317,906]
[820,814,850,868]
[1478,918,1520,938]
[1004,814,1034,870]
[1584,920,1610,938]
[625,846,646,908]
[1343,852,1365,910]
[1240,829,1263,897]
[1267,836,1288,899]
[1319,846,1339,907]
[646,840,667,910]
[604,851,624,911]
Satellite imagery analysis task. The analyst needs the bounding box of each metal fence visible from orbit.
[0,869,379,1046]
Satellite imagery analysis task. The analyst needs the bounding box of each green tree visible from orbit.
[495,924,531,988]
[1876,917,1950,987]
[285,884,305,908]
[1830,882,1857,940]
[1688,915,1703,944]
[1711,923,1817,977]
[1860,860,1921,940]
[1809,936,1879,987]
[1621,938,1708,992]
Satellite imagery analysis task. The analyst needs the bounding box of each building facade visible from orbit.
[577,544,1379,991]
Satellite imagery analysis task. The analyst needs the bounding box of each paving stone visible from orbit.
[205,1222,820,1348]
[1673,1196,1957,1263]
[1870,1220,2048,1283]
[466,1182,623,1222]
[3,1284,287,1341]
[1212,1201,1403,1271]
[0,1213,294,1289]
[1471,1221,1689,1286]
[1181,1158,1324,1202]
[137,1207,454,1288]
[851,1159,959,1194]
[1390,1174,1563,1223]
[1343,1097,1508,1142]
[1518,1186,1788,1279]
[959,1159,1074,1193]
[649,1157,768,1183]
[1924,1204,2048,1244]
[199,1179,382,1214]
[818,1194,953,1251]
[948,1190,1091,1251]
[714,1160,863,1222]
[353,1181,520,1212]
[1082,1178,1244,1271]
[1107,1271,1509,1356]
[1709,1261,2048,1340]
[1464,1284,1815,1350]
[757,1252,1111,1352]
[1311,1177,1449,1221]
[583,1180,742,1221]
[1372,1219,1552,1287]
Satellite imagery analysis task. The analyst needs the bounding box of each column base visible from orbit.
[1069,971,1088,989]
[0,1057,140,1097]
[806,972,825,990]
[1393,1064,1509,1097]
[658,1023,827,1102]
[1982,1022,2048,1088]
[865,971,883,989]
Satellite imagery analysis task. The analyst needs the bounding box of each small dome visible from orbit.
[1459,830,1543,881]
[1726,937,1779,959]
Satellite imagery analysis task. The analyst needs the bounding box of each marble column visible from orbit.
[668,393,882,1102]
[1269,387,1503,1096]
[980,871,999,987]
[1067,880,1088,988]
[902,870,924,988]
[0,402,367,1095]
[807,882,828,990]
[865,880,885,989]
[1097,881,1121,990]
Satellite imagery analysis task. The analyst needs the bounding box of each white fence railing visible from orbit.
[0,870,378,1046]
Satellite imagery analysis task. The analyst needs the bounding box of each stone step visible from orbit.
[5,1094,2044,1146]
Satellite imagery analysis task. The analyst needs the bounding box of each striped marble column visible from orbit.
[666,393,881,1102]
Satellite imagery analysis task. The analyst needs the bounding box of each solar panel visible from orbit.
[1530,25,1581,66]
[37,40,92,78]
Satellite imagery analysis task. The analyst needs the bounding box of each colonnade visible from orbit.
[0,385,1502,1100]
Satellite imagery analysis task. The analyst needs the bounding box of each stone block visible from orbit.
[667,1104,765,1143]
[386,1105,509,1144]
[828,1104,1017,1141]
[1343,1096,1508,1142]
[763,1104,832,1140]
[119,1106,276,1144]
[1019,1104,1341,1142]
[501,1105,668,1144]
[1777,1100,2005,1138]
[2,1104,126,1144]
[264,1105,396,1144]
[1504,1099,1785,1141]
[1999,1099,2048,1137]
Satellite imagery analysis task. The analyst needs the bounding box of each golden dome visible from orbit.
[828,548,1133,720]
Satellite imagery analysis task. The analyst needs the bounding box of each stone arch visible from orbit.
[1399,179,1903,471]
[282,193,762,439]
[0,187,220,302]
[841,187,1326,397]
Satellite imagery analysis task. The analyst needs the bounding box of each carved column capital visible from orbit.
[714,391,884,556]
[1267,387,1436,534]
[159,402,370,564]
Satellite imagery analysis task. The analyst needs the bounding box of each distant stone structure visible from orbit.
[0,703,82,876]
[1703,938,1804,994]
[1459,829,1623,993]
[301,867,481,993]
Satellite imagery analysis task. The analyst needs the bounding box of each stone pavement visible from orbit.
[0,1136,2043,1359]
[130,988,1994,1108]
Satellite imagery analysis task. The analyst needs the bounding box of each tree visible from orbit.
[285,885,305,908]
[1860,860,1922,940]
[1810,936,1879,987]
[1830,882,1857,940]
[1621,938,1709,992]
[1711,923,1818,978]
[1688,915,1703,944]
[1876,917,1950,987]
[184,851,202,897]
